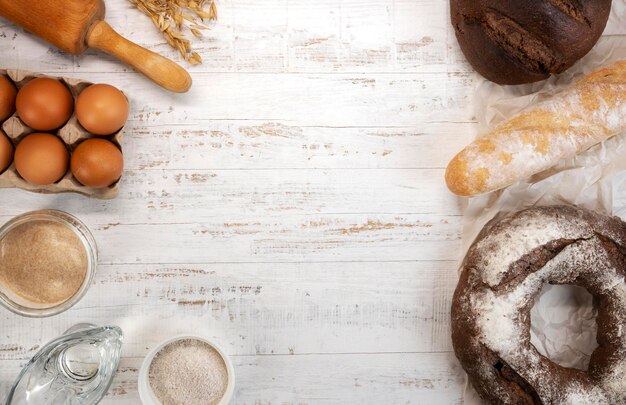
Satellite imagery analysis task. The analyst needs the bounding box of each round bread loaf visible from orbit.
[452,206,626,404]
[451,0,612,84]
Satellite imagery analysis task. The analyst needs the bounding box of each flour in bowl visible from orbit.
[148,338,228,405]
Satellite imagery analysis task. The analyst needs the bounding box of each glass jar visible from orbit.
[0,210,97,317]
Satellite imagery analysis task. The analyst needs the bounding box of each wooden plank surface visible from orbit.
[0,0,472,402]
[1,0,620,403]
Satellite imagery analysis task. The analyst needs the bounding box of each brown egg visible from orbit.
[71,138,123,188]
[15,133,69,185]
[0,130,13,174]
[76,84,129,136]
[16,78,73,131]
[0,75,17,122]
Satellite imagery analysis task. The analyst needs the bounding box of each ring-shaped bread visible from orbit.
[452,205,626,404]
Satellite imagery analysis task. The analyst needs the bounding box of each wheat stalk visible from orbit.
[128,0,217,64]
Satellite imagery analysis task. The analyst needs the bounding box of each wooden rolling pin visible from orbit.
[0,0,192,93]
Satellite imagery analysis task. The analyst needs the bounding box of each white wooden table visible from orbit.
[2,0,489,403]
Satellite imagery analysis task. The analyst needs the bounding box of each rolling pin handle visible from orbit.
[87,21,192,93]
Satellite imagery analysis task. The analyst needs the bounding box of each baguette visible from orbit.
[445,60,626,197]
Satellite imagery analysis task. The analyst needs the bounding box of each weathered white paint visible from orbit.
[0,0,620,403]
[0,0,474,402]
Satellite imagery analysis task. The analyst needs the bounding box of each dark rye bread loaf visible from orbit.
[452,206,626,404]
[451,0,612,84]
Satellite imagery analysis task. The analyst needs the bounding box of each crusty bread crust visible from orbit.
[450,0,612,85]
[445,60,626,197]
[452,206,626,404]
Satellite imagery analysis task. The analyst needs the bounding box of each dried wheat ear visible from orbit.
[128,0,218,64]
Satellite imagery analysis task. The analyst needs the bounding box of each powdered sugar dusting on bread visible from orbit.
[562,389,609,405]
[473,240,586,356]
[600,279,626,400]
[602,358,626,398]
[459,206,626,403]
[471,288,526,355]
[474,209,590,286]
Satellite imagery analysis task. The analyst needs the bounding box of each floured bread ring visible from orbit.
[452,206,626,404]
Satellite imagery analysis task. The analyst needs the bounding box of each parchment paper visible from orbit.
[460,3,626,402]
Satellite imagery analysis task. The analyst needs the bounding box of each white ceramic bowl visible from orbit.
[138,335,235,405]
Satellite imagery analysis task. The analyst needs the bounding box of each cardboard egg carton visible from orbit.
[0,69,126,199]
